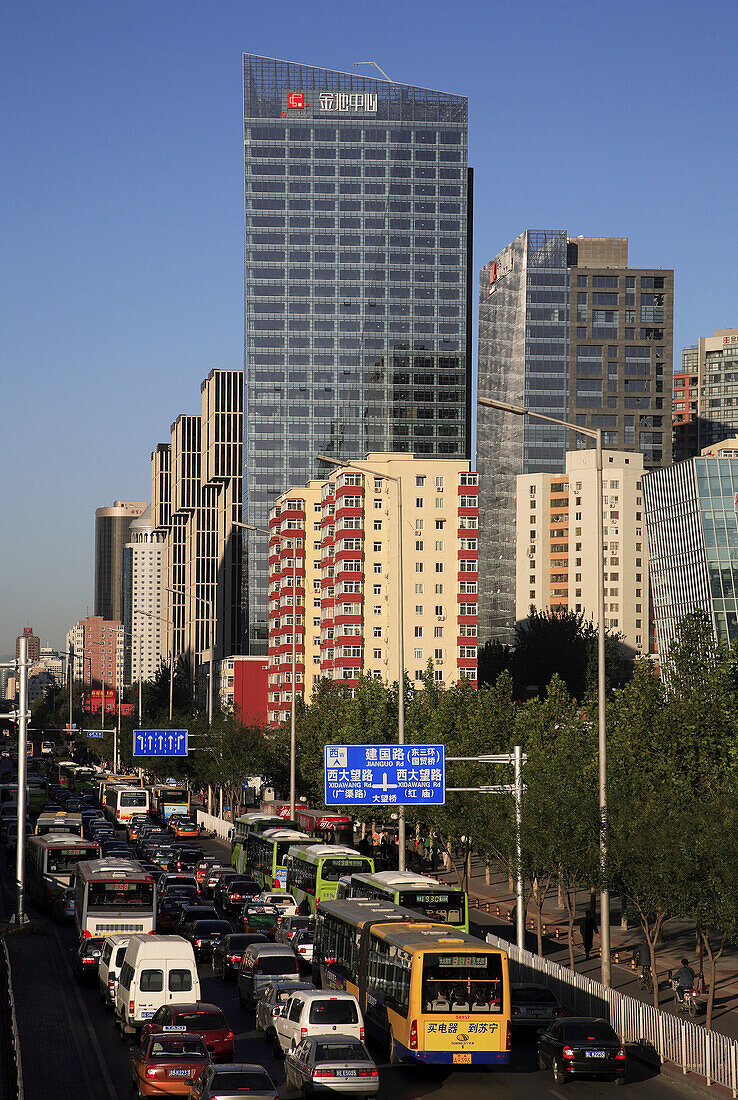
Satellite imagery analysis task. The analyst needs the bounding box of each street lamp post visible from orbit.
[317,455,407,873]
[477,396,610,986]
[234,520,298,820]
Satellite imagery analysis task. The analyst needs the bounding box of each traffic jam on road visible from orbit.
[7,755,663,1098]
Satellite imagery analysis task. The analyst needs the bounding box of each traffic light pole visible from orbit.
[12,636,29,926]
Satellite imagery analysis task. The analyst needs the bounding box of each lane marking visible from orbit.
[51,924,119,1100]
[549,1091,569,1100]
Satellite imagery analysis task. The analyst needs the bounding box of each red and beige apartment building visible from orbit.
[515,449,650,658]
[265,454,479,725]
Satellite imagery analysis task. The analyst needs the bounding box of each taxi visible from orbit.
[170,818,200,840]
[131,1028,210,1096]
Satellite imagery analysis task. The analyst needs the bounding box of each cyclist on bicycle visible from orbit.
[672,958,696,1002]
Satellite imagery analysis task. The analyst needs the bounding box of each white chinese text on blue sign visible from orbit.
[324,745,445,806]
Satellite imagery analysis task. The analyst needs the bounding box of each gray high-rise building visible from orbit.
[477,231,672,643]
[94,501,147,622]
[242,54,473,652]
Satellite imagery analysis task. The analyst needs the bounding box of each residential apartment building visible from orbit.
[242,54,473,654]
[122,505,166,684]
[94,501,147,621]
[477,230,672,642]
[218,654,269,725]
[64,616,123,691]
[644,441,738,659]
[265,454,478,724]
[672,329,738,460]
[673,354,699,461]
[516,449,649,657]
[151,369,244,693]
[16,627,40,663]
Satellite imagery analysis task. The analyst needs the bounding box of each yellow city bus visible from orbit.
[315,899,511,1066]
[286,845,374,914]
[149,785,191,823]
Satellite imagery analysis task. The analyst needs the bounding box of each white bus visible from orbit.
[103,784,150,826]
[35,811,83,838]
[74,858,156,939]
[26,833,100,909]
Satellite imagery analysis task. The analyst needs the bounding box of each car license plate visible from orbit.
[169,1069,191,1077]
[586,1050,607,1058]
[338,1070,357,1076]
[453,1052,472,1064]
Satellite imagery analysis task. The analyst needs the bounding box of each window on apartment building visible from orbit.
[415,562,424,573]
[373,563,382,574]
[415,605,424,615]
[373,584,382,595]
[435,584,444,594]
[415,670,423,681]
[416,497,424,508]
[434,670,444,681]
[416,476,426,487]
[435,627,443,637]
[415,583,424,594]
[373,626,382,638]
[373,541,382,552]
[374,478,383,492]
[414,648,423,660]
[415,540,424,551]
[373,648,382,659]
[373,605,382,615]
[435,540,444,551]
[435,605,444,616]
[374,499,382,510]
[435,476,444,489]
[435,497,444,509]
[414,626,423,638]
[435,563,444,573]
[435,520,445,530]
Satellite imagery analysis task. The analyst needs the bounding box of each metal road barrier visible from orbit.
[195,809,233,843]
[0,941,23,1099]
[485,931,738,1096]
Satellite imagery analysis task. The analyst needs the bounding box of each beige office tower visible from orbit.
[266,453,479,724]
[515,449,649,658]
[151,370,244,694]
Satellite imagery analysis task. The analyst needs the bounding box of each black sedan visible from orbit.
[221,878,261,913]
[537,1017,626,1086]
[211,933,269,980]
[185,919,233,961]
[73,936,105,982]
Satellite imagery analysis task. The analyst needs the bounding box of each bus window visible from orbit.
[320,858,371,882]
[421,953,503,1014]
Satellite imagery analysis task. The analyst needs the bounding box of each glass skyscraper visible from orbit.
[242,55,472,652]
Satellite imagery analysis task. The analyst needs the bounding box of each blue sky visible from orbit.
[1,0,736,656]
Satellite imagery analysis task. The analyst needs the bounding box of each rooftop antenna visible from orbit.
[353,61,392,82]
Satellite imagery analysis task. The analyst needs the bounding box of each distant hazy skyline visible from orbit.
[2,0,737,655]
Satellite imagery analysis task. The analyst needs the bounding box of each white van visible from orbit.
[115,934,200,1034]
[97,934,129,1007]
[274,990,364,1053]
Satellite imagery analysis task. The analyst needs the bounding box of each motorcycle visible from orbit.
[671,977,698,1017]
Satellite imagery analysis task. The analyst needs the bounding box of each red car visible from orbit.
[141,1004,234,1063]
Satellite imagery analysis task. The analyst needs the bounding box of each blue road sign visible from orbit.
[133,729,188,758]
[324,744,445,807]
[85,730,104,739]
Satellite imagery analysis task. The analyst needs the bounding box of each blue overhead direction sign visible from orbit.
[85,730,104,739]
[324,744,445,807]
[133,729,188,758]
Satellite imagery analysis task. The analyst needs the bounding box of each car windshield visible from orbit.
[193,922,230,934]
[513,987,557,1004]
[421,952,504,1013]
[230,881,257,892]
[315,1042,368,1062]
[211,1071,273,1089]
[224,936,251,949]
[309,999,358,1024]
[149,1039,207,1059]
[257,955,298,975]
[563,1021,617,1042]
[175,1012,226,1031]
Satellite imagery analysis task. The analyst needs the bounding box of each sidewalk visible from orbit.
[427,852,738,1042]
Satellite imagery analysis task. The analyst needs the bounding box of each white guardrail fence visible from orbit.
[195,810,233,843]
[485,932,738,1095]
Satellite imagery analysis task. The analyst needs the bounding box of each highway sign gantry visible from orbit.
[133,729,188,757]
[324,744,445,807]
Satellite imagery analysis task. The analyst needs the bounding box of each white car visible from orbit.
[257,892,298,916]
[274,990,364,1054]
[291,929,314,967]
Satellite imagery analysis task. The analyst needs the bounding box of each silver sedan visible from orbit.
[284,1035,379,1097]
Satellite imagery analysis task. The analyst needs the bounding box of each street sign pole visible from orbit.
[12,637,29,926]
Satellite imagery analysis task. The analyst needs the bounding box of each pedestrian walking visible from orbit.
[580,909,598,960]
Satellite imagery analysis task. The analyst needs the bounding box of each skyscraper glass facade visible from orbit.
[644,455,738,659]
[242,55,471,652]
